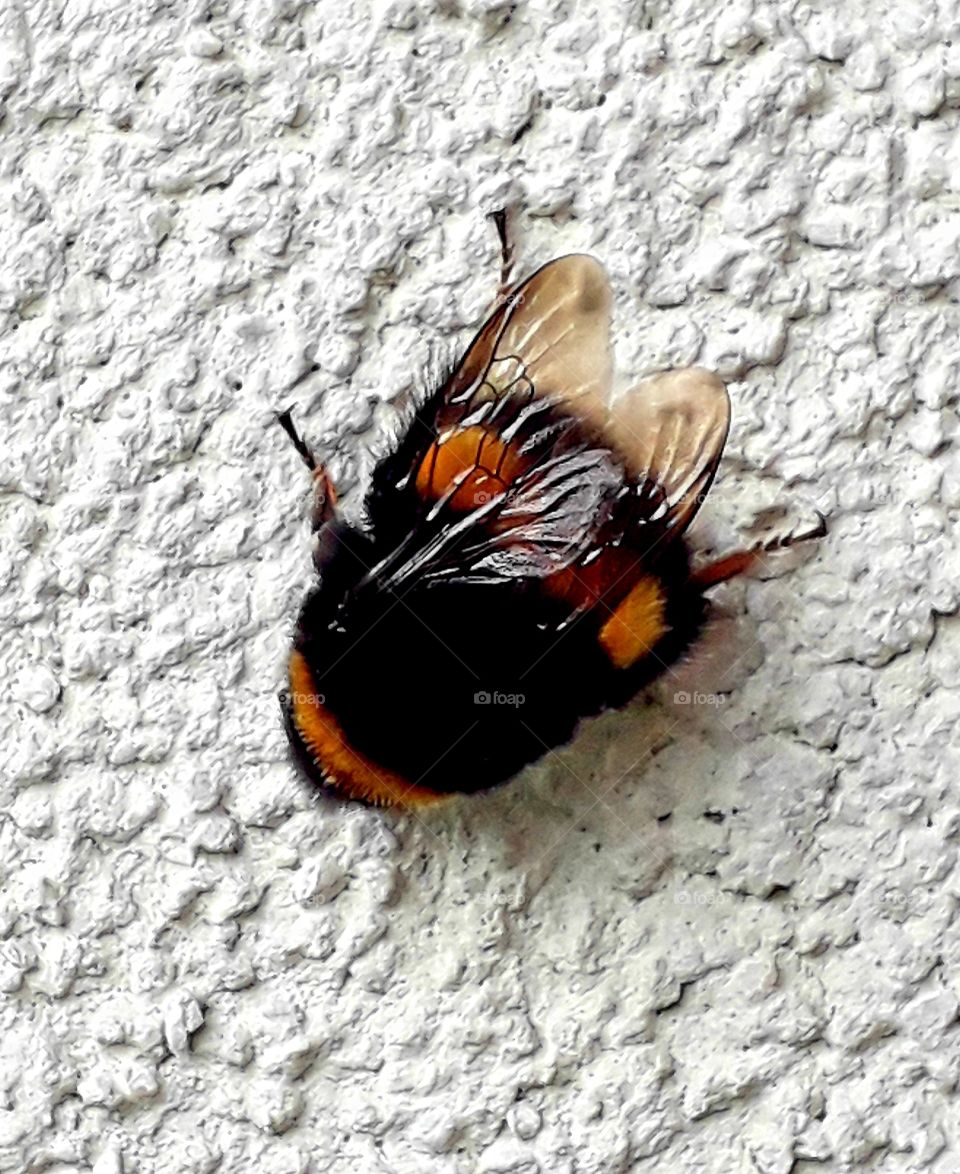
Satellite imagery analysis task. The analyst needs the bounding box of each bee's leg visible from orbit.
[692,513,827,590]
[277,409,337,529]
[690,548,760,590]
[761,512,828,552]
[489,207,516,303]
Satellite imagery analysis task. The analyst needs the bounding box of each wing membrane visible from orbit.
[609,367,730,538]
[444,254,613,426]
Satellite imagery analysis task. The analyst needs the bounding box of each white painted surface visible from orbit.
[2,2,959,1171]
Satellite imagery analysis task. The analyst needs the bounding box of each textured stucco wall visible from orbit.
[3,0,960,1171]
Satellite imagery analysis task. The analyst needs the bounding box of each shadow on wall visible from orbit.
[373,605,766,902]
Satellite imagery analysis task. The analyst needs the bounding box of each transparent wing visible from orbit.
[373,442,623,591]
[608,367,731,538]
[441,253,614,429]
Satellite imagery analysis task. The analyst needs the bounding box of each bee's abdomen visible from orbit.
[288,537,707,806]
[290,580,610,801]
[285,649,450,807]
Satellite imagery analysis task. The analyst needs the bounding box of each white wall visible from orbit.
[3,1,959,1171]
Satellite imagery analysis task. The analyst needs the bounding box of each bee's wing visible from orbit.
[370,256,621,589]
[371,263,727,594]
[445,447,623,585]
[440,263,727,543]
[609,367,731,538]
[441,253,613,430]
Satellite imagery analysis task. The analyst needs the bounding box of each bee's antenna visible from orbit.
[489,207,516,299]
[277,408,317,471]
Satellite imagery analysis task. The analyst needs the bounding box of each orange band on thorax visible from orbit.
[415,425,526,511]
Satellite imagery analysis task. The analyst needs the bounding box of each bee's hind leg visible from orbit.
[692,512,827,590]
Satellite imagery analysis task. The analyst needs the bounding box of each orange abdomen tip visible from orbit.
[288,650,450,808]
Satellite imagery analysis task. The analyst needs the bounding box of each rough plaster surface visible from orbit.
[2,0,960,1171]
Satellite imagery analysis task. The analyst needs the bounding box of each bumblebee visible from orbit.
[279,212,822,806]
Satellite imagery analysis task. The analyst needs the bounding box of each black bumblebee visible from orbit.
[279,213,822,806]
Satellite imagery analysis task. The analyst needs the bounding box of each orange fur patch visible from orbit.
[288,650,450,808]
[415,426,525,511]
[598,575,667,669]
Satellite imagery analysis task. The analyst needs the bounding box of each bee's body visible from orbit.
[287,470,706,801]
[281,226,820,806]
